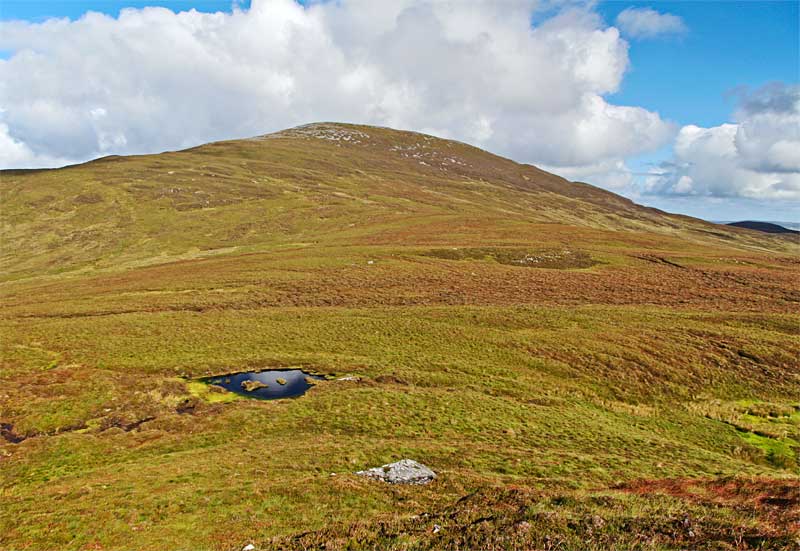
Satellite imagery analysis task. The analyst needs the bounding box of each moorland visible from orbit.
[1,123,798,550]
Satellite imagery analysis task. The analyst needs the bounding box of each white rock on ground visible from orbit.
[355,459,436,485]
[242,544,255,551]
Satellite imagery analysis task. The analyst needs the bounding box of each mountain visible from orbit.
[727,220,800,234]
[2,123,795,281]
[2,123,798,551]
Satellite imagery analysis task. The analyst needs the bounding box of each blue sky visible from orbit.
[0,1,797,221]
[0,0,249,21]
[598,1,798,128]
[595,1,799,221]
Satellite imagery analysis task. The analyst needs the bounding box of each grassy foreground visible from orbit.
[1,124,798,550]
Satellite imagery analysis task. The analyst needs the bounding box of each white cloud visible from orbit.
[541,158,635,190]
[615,7,687,39]
[0,122,73,168]
[0,0,674,171]
[645,83,800,201]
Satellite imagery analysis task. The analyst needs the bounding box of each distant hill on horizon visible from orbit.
[725,220,800,234]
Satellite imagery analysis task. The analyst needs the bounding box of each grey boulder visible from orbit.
[355,459,436,485]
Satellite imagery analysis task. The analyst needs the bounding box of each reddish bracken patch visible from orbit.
[619,477,800,536]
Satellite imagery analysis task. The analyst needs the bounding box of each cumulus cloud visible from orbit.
[0,0,674,171]
[541,158,635,190]
[645,83,800,201]
[0,122,73,168]
[615,7,687,39]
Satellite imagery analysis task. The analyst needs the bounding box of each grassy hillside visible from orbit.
[1,123,798,550]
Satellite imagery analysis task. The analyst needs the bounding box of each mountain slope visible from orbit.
[1,123,798,551]
[1,122,793,280]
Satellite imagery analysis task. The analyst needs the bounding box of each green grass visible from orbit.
[2,305,797,549]
[186,380,241,404]
[737,431,799,469]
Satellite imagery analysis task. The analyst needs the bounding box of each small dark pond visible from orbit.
[202,369,325,400]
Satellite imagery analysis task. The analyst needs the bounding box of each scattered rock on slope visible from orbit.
[355,459,436,485]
